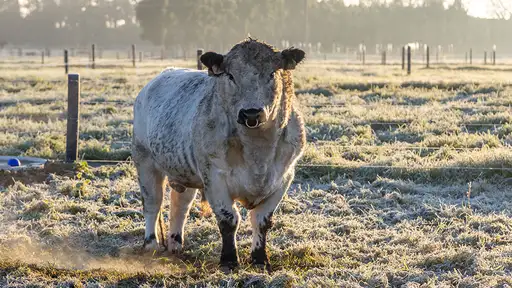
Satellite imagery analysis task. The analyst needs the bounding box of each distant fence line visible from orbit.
[1,44,508,75]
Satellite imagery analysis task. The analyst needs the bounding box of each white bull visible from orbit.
[132,38,306,272]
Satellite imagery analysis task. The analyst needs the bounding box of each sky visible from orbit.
[343,0,511,18]
[17,0,510,19]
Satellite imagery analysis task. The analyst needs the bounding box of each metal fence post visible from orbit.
[64,49,69,74]
[132,44,136,68]
[426,46,430,68]
[197,49,204,70]
[91,44,96,69]
[402,46,405,70]
[407,46,411,75]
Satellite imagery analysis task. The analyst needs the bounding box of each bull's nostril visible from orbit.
[238,108,264,128]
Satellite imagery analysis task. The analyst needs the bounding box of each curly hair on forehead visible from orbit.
[230,37,281,54]
[225,37,282,67]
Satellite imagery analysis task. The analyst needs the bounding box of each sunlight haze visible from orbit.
[343,0,508,18]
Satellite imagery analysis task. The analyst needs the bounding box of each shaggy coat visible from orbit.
[132,38,306,271]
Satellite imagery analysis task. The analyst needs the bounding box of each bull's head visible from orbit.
[200,39,305,130]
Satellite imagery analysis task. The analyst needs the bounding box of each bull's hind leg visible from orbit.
[135,161,166,252]
[168,187,197,252]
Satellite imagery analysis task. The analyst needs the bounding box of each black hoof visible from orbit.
[252,261,272,274]
[219,261,239,274]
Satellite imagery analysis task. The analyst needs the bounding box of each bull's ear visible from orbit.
[281,48,305,70]
[200,52,224,76]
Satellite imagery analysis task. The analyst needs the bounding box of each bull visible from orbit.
[132,38,306,272]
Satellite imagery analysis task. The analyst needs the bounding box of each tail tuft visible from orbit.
[199,190,212,217]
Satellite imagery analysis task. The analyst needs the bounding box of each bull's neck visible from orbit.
[230,112,283,167]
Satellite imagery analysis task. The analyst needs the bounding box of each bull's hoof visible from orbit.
[167,233,183,254]
[252,262,272,274]
[142,236,164,254]
[219,261,239,274]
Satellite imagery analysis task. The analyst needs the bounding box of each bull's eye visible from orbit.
[270,71,275,80]
[225,73,235,82]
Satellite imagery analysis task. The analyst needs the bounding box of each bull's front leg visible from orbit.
[204,175,240,272]
[250,174,293,273]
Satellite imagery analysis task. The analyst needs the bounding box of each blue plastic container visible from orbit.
[7,158,21,167]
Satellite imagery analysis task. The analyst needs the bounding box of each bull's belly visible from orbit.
[153,151,204,190]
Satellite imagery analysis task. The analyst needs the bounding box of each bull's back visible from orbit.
[134,67,209,138]
[133,68,211,184]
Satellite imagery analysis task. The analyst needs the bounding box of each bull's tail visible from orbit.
[158,210,167,250]
[199,189,212,217]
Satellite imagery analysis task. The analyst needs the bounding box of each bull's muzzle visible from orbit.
[237,108,264,129]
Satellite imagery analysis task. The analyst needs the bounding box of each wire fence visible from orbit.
[4,46,512,69]
[1,49,512,174]
[81,159,512,172]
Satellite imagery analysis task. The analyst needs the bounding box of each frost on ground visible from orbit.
[0,162,511,287]
[0,60,512,287]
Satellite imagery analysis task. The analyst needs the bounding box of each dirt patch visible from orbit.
[0,161,76,188]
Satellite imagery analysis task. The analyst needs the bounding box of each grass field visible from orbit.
[0,57,511,287]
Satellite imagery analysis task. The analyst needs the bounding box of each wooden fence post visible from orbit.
[362,47,365,65]
[426,46,430,68]
[91,44,96,69]
[484,51,487,65]
[197,49,204,70]
[407,46,411,75]
[41,51,45,65]
[470,49,472,65]
[493,49,496,65]
[132,44,136,68]
[139,51,143,63]
[64,49,69,74]
[402,46,405,70]
[66,73,80,163]
[382,51,386,65]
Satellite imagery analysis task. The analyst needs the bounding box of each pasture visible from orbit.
[0,56,511,287]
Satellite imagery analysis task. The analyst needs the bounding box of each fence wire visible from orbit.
[2,55,512,173]
[81,159,512,172]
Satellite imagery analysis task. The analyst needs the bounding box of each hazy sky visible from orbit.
[17,0,510,19]
[343,0,510,18]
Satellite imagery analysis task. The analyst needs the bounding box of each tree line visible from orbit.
[1,0,511,54]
